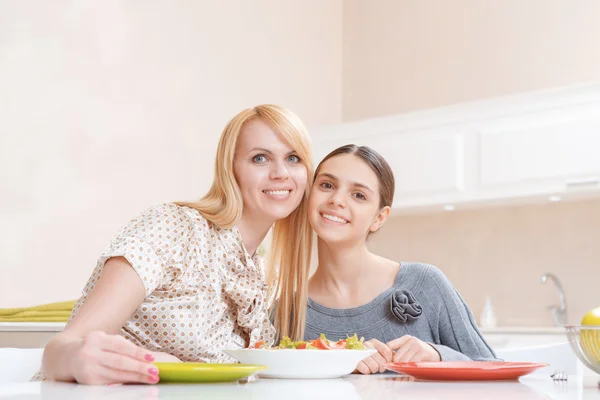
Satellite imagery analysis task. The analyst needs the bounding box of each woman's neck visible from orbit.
[236,212,273,256]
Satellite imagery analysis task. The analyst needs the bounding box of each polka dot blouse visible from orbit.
[49,203,276,368]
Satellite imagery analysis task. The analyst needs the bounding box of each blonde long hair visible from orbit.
[176,105,313,341]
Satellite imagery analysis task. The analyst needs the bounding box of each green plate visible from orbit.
[154,362,267,383]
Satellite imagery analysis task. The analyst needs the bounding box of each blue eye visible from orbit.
[253,155,267,163]
[287,154,301,163]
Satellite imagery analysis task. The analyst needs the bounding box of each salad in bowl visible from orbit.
[225,334,375,379]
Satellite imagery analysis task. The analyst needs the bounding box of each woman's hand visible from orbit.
[41,257,169,384]
[387,335,441,363]
[151,351,182,363]
[355,339,394,374]
[68,331,160,385]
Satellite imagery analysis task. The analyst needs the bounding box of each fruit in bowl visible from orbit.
[582,307,600,326]
[581,307,600,364]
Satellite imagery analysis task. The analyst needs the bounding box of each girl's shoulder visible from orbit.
[394,262,451,289]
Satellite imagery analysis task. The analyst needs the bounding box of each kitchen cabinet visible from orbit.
[0,322,64,348]
[361,130,466,199]
[478,107,600,194]
[313,128,469,210]
[312,83,600,213]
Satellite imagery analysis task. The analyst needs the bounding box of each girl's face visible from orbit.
[309,153,388,245]
[233,118,308,223]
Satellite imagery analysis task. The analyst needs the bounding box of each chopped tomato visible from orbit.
[331,339,347,349]
[253,341,265,349]
[312,337,332,350]
[269,334,365,350]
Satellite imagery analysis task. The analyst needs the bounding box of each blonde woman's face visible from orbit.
[233,118,308,223]
[309,154,382,244]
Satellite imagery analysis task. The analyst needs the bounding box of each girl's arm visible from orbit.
[428,266,498,361]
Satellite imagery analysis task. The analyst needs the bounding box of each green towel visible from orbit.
[0,300,75,322]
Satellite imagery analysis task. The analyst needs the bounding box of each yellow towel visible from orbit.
[0,300,76,322]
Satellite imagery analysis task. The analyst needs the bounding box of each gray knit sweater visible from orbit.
[305,262,498,361]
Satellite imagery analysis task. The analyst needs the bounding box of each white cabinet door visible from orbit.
[368,131,465,205]
[479,114,600,190]
[313,130,467,209]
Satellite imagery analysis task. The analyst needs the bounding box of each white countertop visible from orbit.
[1,374,598,400]
[0,322,66,332]
[480,326,566,335]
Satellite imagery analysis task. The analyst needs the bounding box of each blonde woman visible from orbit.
[38,105,313,385]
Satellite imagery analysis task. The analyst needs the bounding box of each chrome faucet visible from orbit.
[541,273,568,326]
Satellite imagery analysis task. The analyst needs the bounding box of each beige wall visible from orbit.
[368,198,600,326]
[343,0,600,120]
[3,0,598,331]
[0,1,342,307]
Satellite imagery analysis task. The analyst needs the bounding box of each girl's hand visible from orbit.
[355,339,394,374]
[68,331,160,385]
[387,335,441,363]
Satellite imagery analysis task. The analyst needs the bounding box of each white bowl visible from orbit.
[224,348,376,379]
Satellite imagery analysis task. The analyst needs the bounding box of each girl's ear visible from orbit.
[369,206,391,233]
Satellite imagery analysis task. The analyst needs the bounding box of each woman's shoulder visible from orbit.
[140,202,206,221]
[112,203,213,244]
[133,203,210,228]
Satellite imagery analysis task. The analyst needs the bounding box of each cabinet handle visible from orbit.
[565,177,600,188]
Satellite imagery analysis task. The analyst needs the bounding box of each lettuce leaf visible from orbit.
[345,333,366,350]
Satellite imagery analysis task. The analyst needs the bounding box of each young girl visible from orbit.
[305,144,497,374]
[39,105,314,384]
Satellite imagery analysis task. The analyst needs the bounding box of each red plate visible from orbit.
[385,361,548,381]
